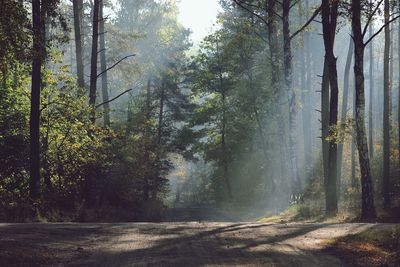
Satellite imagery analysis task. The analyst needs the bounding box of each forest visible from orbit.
[0,0,399,226]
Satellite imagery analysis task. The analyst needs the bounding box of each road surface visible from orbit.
[0,221,376,266]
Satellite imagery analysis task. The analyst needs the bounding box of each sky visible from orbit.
[177,0,221,44]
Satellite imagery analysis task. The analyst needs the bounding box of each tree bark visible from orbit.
[352,0,377,220]
[282,0,300,196]
[29,0,44,200]
[321,59,330,201]
[351,79,357,188]
[89,0,100,123]
[99,0,110,127]
[300,0,312,179]
[73,0,85,89]
[157,81,165,146]
[321,0,339,216]
[398,2,400,161]
[382,0,391,210]
[368,24,374,159]
[266,0,290,192]
[143,78,152,201]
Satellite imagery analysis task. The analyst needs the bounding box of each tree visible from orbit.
[337,37,354,195]
[321,0,339,216]
[351,0,377,220]
[368,20,374,159]
[300,0,312,179]
[282,0,301,196]
[73,0,85,89]
[382,0,391,210]
[89,0,100,123]
[398,0,400,159]
[99,0,110,126]
[29,0,45,200]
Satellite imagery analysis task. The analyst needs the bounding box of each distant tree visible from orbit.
[337,37,353,196]
[382,0,391,210]
[73,0,85,89]
[99,0,110,126]
[368,21,374,159]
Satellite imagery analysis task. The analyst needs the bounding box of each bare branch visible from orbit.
[289,0,299,10]
[96,54,135,78]
[362,0,384,37]
[290,5,322,40]
[233,0,269,25]
[96,88,133,109]
[364,15,400,47]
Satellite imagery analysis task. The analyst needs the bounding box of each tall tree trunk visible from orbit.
[382,0,391,210]
[215,37,232,200]
[351,81,357,188]
[282,0,300,196]
[352,0,377,220]
[29,0,43,200]
[143,78,152,201]
[300,0,312,179]
[321,0,339,216]
[398,2,400,161]
[369,24,374,158]
[157,81,165,146]
[73,0,85,89]
[305,0,313,176]
[221,90,232,200]
[89,0,100,123]
[321,59,330,200]
[266,0,289,192]
[99,0,110,127]
[248,71,275,191]
[337,37,353,196]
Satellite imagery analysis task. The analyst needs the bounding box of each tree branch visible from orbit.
[290,5,322,40]
[364,15,400,47]
[362,0,384,37]
[233,0,269,25]
[95,88,133,109]
[96,54,135,78]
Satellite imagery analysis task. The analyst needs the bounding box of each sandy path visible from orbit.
[0,222,375,266]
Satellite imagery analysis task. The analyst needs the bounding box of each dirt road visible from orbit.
[0,221,379,266]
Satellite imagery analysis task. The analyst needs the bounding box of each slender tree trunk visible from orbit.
[369,24,374,158]
[283,0,300,196]
[300,1,312,179]
[305,0,313,176]
[266,0,289,192]
[99,0,110,127]
[398,3,400,160]
[351,81,357,188]
[89,0,100,123]
[321,59,330,198]
[249,71,274,191]
[321,0,339,216]
[337,37,354,195]
[157,81,165,146]
[220,91,232,200]
[143,78,151,201]
[383,0,391,210]
[73,0,85,89]
[352,0,377,220]
[29,0,43,200]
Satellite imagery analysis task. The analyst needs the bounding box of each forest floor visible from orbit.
[1,221,399,266]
